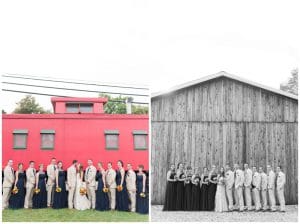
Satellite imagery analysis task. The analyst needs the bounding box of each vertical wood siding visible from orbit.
[151,77,298,205]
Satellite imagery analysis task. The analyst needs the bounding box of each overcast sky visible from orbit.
[1,0,299,112]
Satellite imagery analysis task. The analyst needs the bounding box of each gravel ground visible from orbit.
[151,205,298,222]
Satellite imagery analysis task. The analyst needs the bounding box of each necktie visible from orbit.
[53,165,56,171]
[11,167,14,174]
[33,169,36,175]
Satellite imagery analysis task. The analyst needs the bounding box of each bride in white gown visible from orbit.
[74,164,91,210]
[215,167,228,212]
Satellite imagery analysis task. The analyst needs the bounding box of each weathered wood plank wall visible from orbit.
[151,77,298,205]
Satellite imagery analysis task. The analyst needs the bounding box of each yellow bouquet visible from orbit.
[102,187,109,193]
[34,188,41,194]
[79,187,87,195]
[56,187,62,192]
[116,185,123,192]
[12,187,19,194]
[140,192,146,198]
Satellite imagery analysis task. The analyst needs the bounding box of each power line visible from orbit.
[3,81,149,97]
[2,89,149,105]
[2,74,149,91]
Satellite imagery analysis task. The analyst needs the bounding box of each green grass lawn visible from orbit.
[2,208,149,222]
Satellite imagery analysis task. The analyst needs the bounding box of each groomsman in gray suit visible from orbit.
[106,162,117,210]
[85,159,97,209]
[225,164,234,211]
[259,167,268,211]
[234,163,244,212]
[2,159,15,209]
[67,160,78,209]
[46,157,57,207]
[24,161,36,209]
[126,163,137,212]
[252,166,261,211]
[267,165,276,212]
[243,163,253,211]
[276,166,286,212]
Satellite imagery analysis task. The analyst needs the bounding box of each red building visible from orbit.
[2,97,149,171]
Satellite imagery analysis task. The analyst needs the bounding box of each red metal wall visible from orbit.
[2,114,149,171]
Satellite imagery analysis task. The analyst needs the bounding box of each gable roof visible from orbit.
[151,71,298,100]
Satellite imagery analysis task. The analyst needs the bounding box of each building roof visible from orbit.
[2,113,148,120]
[151,71,298,100]
[51,97,108,104]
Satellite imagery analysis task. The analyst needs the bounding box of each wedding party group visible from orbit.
[163,162,286,213]
[2,158,148,214]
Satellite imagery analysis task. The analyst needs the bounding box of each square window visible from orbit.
[13,130,28,149]
[79,103,93,113]
[133,130,148,150]
[105,130,119,150]
[41,130,55,149]
[66,103,79,113]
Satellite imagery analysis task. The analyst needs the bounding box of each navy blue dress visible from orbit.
[33,173,47,208]
[9,172,26,209]
[52,170,67,209]
[95,171,109,211]
[116,170,129,211]
[136,174,148,214]
[207,173,217,211]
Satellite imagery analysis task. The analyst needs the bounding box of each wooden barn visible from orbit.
[151,71,298,205]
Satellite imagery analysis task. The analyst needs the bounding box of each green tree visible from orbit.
[280,68,298,95]
[99,94,148,114]
[13,95,51,114]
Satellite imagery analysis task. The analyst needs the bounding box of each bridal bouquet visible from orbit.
[12,187,19,194]
[116,185,123,192]
[103,187,109,193]
[56,187,62,192]
[80,187,87,195]
[34,188,41,194]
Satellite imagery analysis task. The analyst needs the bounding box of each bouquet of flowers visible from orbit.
[34,188,41,194]
[56,187,62,193]
[213,177,217,181]
[79,187,87,195]
[140,192,146,198]
[116,185,123,192]
[102,187,109,193]
[12,187,19,194]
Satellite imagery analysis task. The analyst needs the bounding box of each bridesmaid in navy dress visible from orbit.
[207,165,218,211]
[183,166,193,211]
[33,164,47,208]
[163,164,177,211]
[116,160,129,211]
[52,161,67,209]
[175,163,185,210]
[95,162,109,211]
[9,163,26,209]
[136,165,148,214]
[191,167,201,211]
[200,167,209,210]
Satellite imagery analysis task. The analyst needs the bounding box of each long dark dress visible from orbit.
[184,174,193,211]
[163,171,177,211]
[52,170,67,209]
[9,172,26,209]
[95,171,109,211]
[136,174,148,214]
[207,173,217,211]
[116,170,129,211]
[33,173,47,208]
[175,172,185,211]
[200,175,209,210]
[191,174,201,211]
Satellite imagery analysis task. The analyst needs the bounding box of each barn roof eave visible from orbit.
[151,71,298,101]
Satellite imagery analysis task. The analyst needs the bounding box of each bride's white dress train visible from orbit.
[74,173,91,210]
[215,176,228,212]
